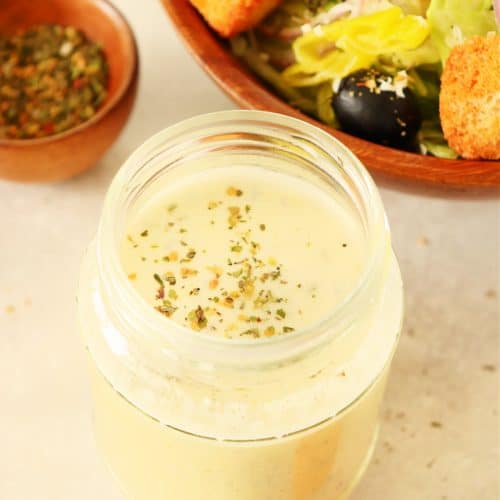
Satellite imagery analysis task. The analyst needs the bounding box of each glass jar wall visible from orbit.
[78,111,403,500]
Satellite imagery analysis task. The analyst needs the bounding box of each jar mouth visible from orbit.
[97,110,389,368]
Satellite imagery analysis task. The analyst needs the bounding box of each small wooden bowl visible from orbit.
[162,0,499,189]
[0,0,138,182]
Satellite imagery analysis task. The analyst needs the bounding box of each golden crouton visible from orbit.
[190,0,283,38]
[439,34,500,160]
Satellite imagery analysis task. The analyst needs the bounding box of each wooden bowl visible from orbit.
[162,0,499,189]
[0,0,138,182]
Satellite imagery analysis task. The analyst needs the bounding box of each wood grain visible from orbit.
[161,0,500,189]
[0,0,138,182]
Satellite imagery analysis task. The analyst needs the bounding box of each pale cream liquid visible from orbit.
[87,166,402,499]
[90,359,389,500]
[121,167,367,338]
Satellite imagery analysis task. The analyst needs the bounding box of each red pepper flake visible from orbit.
[42,122,55,135]
[72,77,86,90]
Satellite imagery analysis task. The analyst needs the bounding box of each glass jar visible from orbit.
[78,110,403,500]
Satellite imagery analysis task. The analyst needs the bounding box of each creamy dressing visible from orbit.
[121,166,367,338]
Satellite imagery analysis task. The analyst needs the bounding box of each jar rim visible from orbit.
[96,110,389,368]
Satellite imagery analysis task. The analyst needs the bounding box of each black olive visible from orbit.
[332,68,421,150]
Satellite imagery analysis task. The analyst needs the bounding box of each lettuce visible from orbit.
[426,0,497,63]
[389,38,440,68]
[386,0,497,72]
[419,120,458,158]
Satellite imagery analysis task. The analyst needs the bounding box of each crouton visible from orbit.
[439,34,500,160]
[190,0,283,38]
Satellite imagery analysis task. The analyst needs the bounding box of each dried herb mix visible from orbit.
[127,185,300,338]
[0,24,108,140]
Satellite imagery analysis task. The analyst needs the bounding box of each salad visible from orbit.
[230,0,498,158]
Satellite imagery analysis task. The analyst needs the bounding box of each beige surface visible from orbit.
[0,1,498,498]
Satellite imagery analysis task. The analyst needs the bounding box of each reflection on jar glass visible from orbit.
[78,111,403,500]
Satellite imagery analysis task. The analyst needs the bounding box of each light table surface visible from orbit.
[0,1,498,499]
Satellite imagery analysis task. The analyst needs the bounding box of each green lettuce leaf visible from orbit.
[419,119,459,158]
[389,38,440,68]
[426,0,497,63]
